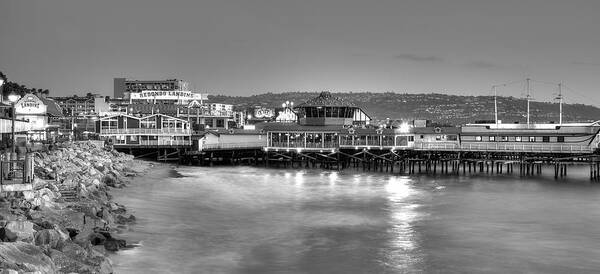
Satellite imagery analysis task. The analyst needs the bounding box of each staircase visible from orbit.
[57,185,80,202]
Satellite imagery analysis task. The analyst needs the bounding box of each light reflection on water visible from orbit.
[111,165,600,274]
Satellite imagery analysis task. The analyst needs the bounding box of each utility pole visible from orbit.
[526,78,531,126]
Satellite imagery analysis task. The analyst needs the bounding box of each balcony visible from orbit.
[100,128,191,135]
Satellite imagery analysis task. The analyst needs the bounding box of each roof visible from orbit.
[296,91,357,108]
[98,112,187,122]
[38,96,64,117]
[413,126,461,134]
[257,122,347,132]
[203,128,264,137]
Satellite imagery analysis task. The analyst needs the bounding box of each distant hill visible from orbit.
[208,92,600,125]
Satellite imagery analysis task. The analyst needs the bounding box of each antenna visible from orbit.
[557,83,563,125]
[526,78,531,126]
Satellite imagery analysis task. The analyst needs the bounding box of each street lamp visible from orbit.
[8,92,21,153]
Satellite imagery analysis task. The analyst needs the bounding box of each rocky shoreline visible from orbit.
[0,141,151,273]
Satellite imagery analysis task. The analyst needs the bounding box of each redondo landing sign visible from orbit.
[15,94,47,115]
[130,90,207,100]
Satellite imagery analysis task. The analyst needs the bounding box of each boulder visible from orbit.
[60,240,89,258]
[103,174,118,187]
[103,237,126,252]
[114,213,136,225]
[4,220,35,242]
[0,241,57,273]
[34,229,68,249]
[49,248,94,274]
[89,232,106,246]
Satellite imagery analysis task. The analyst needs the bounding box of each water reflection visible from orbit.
[384,176,423,272]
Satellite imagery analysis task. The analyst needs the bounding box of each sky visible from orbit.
[1,0,600,105]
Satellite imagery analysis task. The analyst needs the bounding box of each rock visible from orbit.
[103,174,118,187]
[31,197,45,208]
[49,248,94,274]
[66,228,79,239]
[4,220,35,242]
[114,213,136,224]
[22,191,34,200]
[0,241,57,273]
[89,232,106,246]
[103,238,125,252]
[34,229,67,249]
[60,240,89,258]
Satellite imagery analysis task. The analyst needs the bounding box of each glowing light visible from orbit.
[8,92,20,103]
[296,148,302,152]
[398,122,411,133]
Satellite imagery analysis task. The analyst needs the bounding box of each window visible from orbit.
[529,136,536,142]
[489,136,496,142]
[420,135,424,139]
[408,136,415,142]
[501,136,508,142]
[557,136,565,143]
[515,136,522,142]
[447,135,458,141]
[475,136,482,141]
[542,136,550,142]
[435,135,442,141]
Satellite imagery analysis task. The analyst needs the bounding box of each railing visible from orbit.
[114,140,192,146]
[202,142,265,150]
[100,128,191,135]
[0,153,34,192]
[413,142,594,153]
[268,141,339,149]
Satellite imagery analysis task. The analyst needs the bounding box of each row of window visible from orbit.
[474,136,565,143]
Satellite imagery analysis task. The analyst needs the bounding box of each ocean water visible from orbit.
[111,165,600,274]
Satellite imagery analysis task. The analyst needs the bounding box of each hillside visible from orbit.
[208,92,600,125]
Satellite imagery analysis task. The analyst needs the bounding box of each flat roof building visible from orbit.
[113,78,190,99]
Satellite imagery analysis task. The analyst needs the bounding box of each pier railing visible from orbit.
[100,128,191,135]
[202,142,265,151]
[414,142,594,153]
[113,140,193,147]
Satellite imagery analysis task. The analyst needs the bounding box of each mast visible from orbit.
[526,78,531,126]
[557,83,563,125]
[493,85,498,127]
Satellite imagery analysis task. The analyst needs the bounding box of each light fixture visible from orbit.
[8,92,20,103]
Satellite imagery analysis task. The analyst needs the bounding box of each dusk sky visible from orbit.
[1,0,600,105]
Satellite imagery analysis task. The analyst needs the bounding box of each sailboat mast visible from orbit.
[526,78,531,126]
[493,85,498,127]
[558,83,563,125]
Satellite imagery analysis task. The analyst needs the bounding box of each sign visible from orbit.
[15,94,47,115]
[275,108,297,122]
[130,90,208,101]
[253,107,275,119]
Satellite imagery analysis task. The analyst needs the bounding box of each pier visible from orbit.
[103,91,600,181]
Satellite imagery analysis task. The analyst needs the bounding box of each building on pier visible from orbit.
[295,91,371,126]
[95,113,192,147]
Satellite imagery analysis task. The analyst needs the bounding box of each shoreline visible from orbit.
[0,141,157,273]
